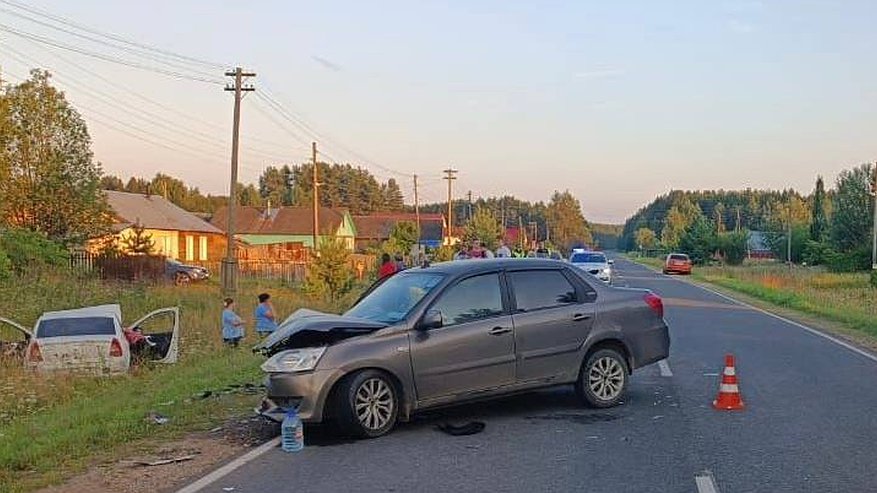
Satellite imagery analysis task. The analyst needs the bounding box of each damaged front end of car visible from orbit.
[253,308,388,422]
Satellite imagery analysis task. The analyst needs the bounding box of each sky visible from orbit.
[2,0,876,223]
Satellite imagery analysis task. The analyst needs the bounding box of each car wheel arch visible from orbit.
[582,337,633,375]
[326,366,411,421]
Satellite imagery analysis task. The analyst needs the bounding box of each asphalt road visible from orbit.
[183,258,877,493]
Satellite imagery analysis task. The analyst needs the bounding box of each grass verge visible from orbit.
[0,273,358,492]
[622,254,877,342]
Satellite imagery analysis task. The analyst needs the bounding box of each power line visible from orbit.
[0,23,224,84]
[0,0,224,69]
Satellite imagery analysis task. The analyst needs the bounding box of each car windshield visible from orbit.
[571,253,607,263]
[670,254,689,261]
[345,272,445,325]
[36,317,116,338]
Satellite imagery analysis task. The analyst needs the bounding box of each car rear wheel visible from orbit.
[336,370,399,438]
[174,272,190,285]
[577,348,628,408]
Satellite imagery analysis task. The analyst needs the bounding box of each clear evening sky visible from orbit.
[2,1,875,223]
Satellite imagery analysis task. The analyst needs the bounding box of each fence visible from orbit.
[69,252,166,282]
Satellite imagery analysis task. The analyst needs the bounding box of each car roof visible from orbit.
[414,258,565,276]
[39,304,122,322]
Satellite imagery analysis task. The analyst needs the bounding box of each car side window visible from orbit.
[430,273,504,326]
[509,270,579,312]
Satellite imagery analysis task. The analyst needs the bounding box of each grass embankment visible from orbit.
[0,273,355,492]
[625,254,877,338]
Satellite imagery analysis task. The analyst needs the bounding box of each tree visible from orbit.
[236,183,262,206]
[303,238,354,301]
[121,222,155,254]
[463,207,503,251]
[678,215,716,264]
[100,175,125,191]
[0,70,109,243]
[634,227,657,250]
[661,198,702,249]
[830,163,873,254]
[384,178,405,211]
[713,202,726,233]
[383,221,418,256]
[715,230,748,265]
[810,176,829,242]
[545,190,592,253]
[259,165,293,206]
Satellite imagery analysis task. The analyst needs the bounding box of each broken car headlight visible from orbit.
[261,347,327,373]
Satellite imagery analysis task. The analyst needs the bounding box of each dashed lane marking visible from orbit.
[695,471,721,493]
[657,359,673,377]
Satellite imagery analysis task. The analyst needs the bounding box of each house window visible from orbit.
[163,237,173,256]
[199,236,208,261]
[186,235,194,261]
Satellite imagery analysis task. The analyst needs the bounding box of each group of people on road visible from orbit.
[455,240,551,260]
[221,292,279,347]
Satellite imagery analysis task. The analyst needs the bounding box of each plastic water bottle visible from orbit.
[281,408,304,453]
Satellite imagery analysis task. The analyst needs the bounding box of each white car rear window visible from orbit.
[37,317,116,338]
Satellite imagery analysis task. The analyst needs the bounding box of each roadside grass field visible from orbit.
[625,254,877,338]
[0,273,358,493]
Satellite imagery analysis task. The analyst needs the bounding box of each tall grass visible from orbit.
[0,274,358,492]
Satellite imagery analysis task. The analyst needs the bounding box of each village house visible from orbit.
[97,190,226,261]
[210,205,357,260]
[352,212,445,251]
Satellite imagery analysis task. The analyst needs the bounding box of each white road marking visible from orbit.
[624,259,877,365]
[657,359,673,377]
[175,437,281,493]
[695,471,720,493]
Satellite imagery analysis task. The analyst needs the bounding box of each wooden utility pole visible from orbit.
[413,174,421,243]
[736,206,742,233]
[870,162,877,270]
[443,168,458,244]
[221,67,255,295]
[467,190,473,223]
[312,142,319,253]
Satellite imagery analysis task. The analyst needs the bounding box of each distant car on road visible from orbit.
[165,259,209,285]
[569,249,613,283]
[663,253,692,275]
[0,304,179,375]
[255,258,670,438]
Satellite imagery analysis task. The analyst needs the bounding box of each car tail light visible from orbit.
[644,292,664,318]
[109,338,124,357]
[27,342,43,363]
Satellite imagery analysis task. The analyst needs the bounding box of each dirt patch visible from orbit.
[36,416,279,493]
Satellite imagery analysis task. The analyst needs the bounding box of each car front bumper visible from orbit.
[260,368,341,423]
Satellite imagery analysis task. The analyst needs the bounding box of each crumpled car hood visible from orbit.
[253,308,387,356]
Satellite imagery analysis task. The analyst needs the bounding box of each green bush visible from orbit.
[0,228,67,274]
[303,239,354,301]
[715,231,748,265]
[825,248,871,273]
[0,247,11,280]
[870,270,877,289]
[802,240,833,266]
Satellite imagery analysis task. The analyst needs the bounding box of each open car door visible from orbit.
[129,307,180,364]
[0,317,32,361]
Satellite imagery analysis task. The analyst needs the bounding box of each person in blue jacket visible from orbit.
[255,293,278,336]
[221,298,244,347]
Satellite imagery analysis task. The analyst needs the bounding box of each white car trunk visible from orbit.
[34,336,128,373]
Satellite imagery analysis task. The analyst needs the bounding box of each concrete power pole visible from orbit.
[312,142,319,253]
[221,67,255,295]
[443,168,458,244]
[467,190,473,223]
[871,162,877,270]
[413,174,421,244]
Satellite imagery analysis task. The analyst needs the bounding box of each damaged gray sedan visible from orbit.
[255,258,670,438]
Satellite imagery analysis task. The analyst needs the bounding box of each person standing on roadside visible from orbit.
[255,293,278,337]
[378,252,397,279]
[495,239,511,258]
[222,298,244,348]
[394,253,407,272]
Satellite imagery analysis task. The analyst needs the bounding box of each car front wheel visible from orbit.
[336,370,399,438]
[577,348,628,408]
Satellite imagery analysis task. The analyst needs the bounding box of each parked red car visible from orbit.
[663,253,692,275]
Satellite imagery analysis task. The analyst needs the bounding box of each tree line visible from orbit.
[622,164,876,271]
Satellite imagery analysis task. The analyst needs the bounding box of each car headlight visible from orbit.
[261,347,326,373]
[602,268,611,274]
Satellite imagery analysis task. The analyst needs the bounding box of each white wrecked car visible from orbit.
[0,304,179,374]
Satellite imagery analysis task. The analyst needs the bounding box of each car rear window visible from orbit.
[669,254,689,261]
[36,317,116,338]
[571,253,606,263]
[509,270,579,311]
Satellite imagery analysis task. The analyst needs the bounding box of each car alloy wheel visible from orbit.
[355,377,395,432]
[588,356,624,401]
[578,348,628,408]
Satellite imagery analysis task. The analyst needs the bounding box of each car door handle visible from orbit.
[572,313,592,322]
[489,326,512,336]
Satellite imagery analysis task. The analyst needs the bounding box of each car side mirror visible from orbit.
[608,260,615,265]
[418,309,443,330]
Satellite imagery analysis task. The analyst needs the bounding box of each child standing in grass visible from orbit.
[222,298,244,348]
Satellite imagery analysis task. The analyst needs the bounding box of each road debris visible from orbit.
[135,454,198,467]
[145,411,169,425]
[436,421,486,436]
[652,415,664,420]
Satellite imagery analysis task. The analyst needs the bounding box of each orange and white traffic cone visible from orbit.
[712,354,745,411]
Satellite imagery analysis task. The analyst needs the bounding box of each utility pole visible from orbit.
[736,206,742,233]
[312,142,319,253]
[467,190,473,222]
[870,162,877,270]
[413,174,421,244]
[786,200,793,269]
[221,67,255,295]
[443,169,457,244]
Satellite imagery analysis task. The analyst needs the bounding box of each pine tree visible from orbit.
[384,178,405,211]
[810,176,828,242]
